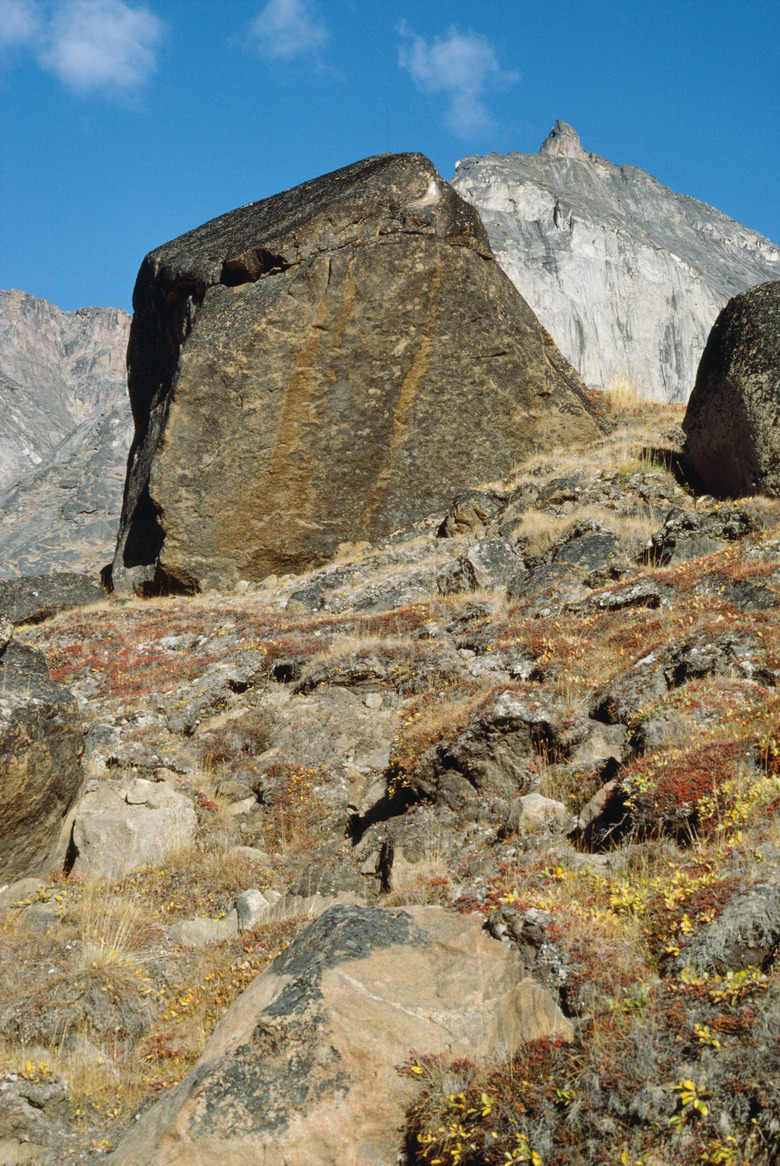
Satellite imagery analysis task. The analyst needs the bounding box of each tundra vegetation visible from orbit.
[2,392,780,1164]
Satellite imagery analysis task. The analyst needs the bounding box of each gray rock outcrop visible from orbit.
[70,776,197,879]
[107,904,571,1165]
[108,151,602,595]
[0,621,83,884]
[683,281,780,497]
[0,573,105,625]
[450,122,780,402]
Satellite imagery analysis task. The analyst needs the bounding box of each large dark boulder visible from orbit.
[683,281,780,497]
[109,152,601,595]
[0,623,83,884]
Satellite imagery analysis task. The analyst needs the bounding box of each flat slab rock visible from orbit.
[108,904,572,1165]
[0,573,105,625]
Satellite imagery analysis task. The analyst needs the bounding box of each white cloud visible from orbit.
[398,22,518,134]
[38,0,163,93]
[249,0,328,62]
[0,0,41,51]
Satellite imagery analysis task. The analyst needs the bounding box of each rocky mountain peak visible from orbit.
[450,135,780,402]
[539,119,587,159]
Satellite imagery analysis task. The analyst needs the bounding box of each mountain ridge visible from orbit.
[0,289,132,577]
[450,121,780,402]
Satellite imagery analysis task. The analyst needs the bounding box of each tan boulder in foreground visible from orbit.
[108,904,572,1165]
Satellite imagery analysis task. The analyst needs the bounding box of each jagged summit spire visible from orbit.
[539,120,587,159]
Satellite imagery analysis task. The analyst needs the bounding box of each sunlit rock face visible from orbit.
[450,121,780,402]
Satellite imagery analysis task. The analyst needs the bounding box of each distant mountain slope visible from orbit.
[450,121,780,402]
[0,290,132,577]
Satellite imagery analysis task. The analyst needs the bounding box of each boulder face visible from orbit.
[109,152,601,595]
[683,281,780,498]
[450,122,780,403]
[70,776,197,879]
[107,903,571,1165]
[0,624,83,884]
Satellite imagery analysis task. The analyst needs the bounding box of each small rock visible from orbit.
[0,615,12,656]
[227,797,258,817]
[236,890,278,932]
[167,913,239,947]
[231,845,268,863]
[504,792,574,835]
[0,878,48,910]
[574,781,627,851]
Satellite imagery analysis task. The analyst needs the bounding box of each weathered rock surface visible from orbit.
[592,628,774,725]
[643,500,770,565]
[0,289,132,576]
[107,903,571,1165]
[437,535,522,595]
[450,122,780,402]
[0,1071,69,1160]
[683,281,780,497]
[109,151,601,595]
[666,881,780,976]
[0,625,83,884]
[69,776,197,879]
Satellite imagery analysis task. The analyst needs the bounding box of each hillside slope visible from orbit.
[2,395,780,1164]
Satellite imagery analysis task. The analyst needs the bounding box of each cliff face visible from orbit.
[0,289,131,492]
[450,121,780,402]
[0,290,132,576]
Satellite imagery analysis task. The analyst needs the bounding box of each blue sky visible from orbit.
[2,0,778,313]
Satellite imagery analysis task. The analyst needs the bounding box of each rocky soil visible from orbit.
[2,396,780,1164]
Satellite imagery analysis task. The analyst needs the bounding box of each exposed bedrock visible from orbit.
[109,152,602,595]
[107,904,571,1165]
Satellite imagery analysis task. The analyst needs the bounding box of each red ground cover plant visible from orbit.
[621,740,754,841]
